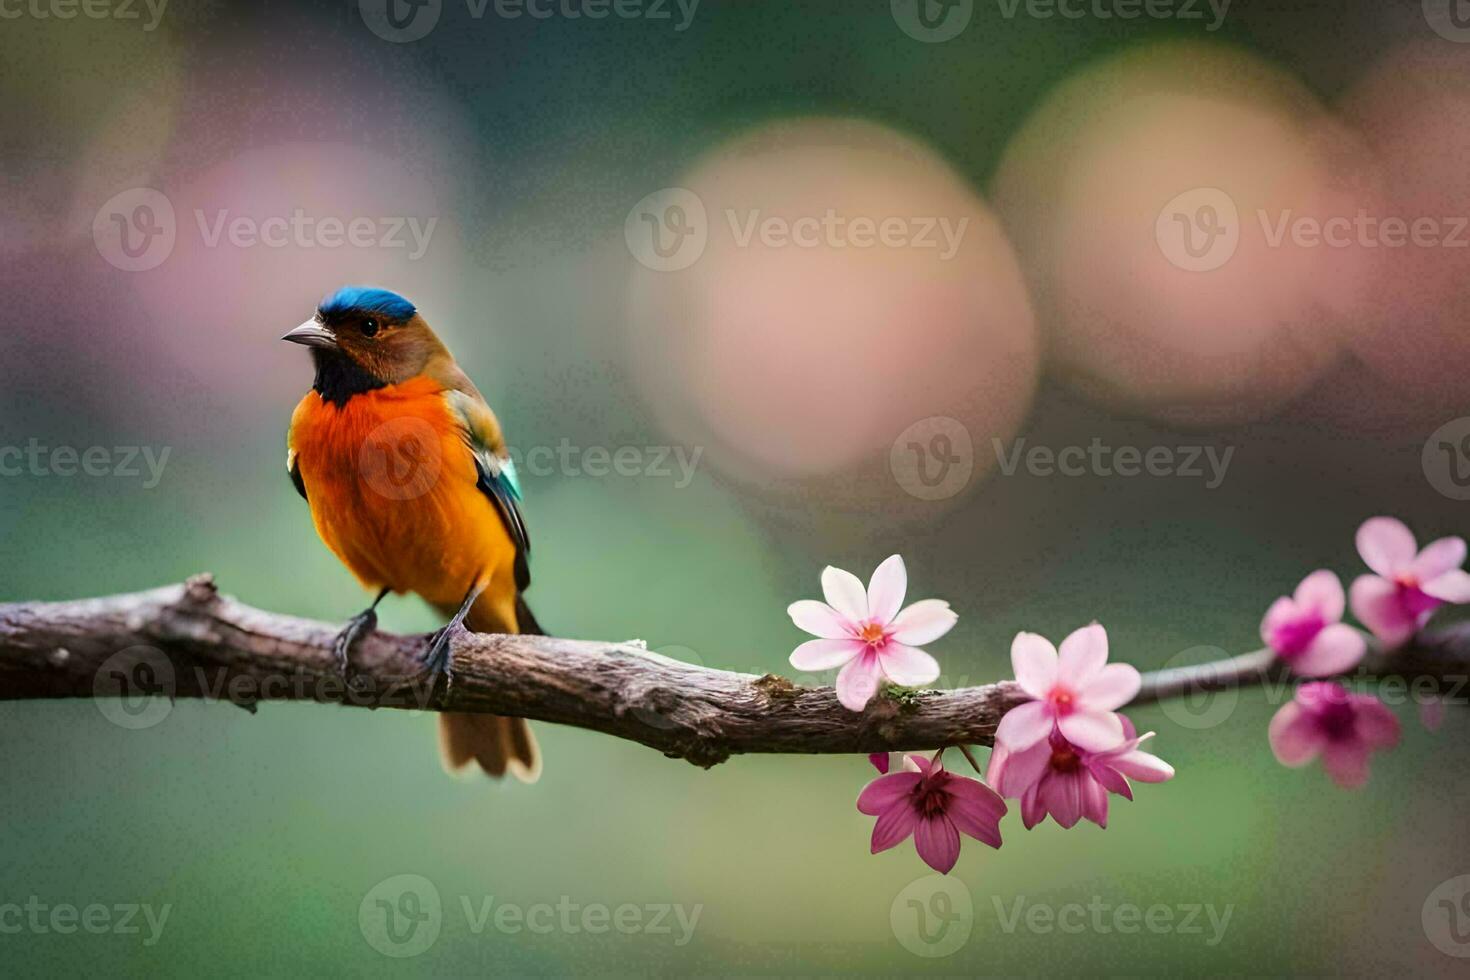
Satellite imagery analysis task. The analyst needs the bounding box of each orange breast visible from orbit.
[289,376,517,609]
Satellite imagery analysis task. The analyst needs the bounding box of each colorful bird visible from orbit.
[283,286,540,781]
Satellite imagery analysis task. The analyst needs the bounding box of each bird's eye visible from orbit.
[361,318,379,338]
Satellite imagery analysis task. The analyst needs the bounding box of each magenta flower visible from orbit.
[856,753,1006,874]
[1348,517,1470,648]
[788,555,956,711]
[1268,682,1400,789]
[994,624,1141,752]
[988,718,1174,830]
[1260,570,1366,677]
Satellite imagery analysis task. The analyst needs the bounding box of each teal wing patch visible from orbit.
[446,390,531,592]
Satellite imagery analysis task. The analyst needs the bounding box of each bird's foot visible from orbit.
[420,624,457,693]
[332,608,378,679]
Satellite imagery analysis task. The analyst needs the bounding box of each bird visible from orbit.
[283,285,540,781]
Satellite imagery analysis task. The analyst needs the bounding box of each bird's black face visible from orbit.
[283,299,437,406]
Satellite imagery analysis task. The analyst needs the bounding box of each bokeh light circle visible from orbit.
[626,117,1038,517]
[992,41,1364,427]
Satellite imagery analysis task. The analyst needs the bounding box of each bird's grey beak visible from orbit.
[282,319,337,350]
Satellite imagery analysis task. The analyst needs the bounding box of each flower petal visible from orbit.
[868,752,891,774]
[1077,662,1141,712]
[787,600,854,640]
[1412,536,1467,582]
[870,801,918,853]
[821,565,868,622]
[990,739,1050,798]
[945,774,1009,818]
[889,600,957,646]
[994,700,1053,752]
[1352,696,1401,749]
[856,771,921,814]
[878,642,940,687]
[835,654,882,712]
[984,743,1008,786]
[1057,623,1109,688]
[1422,569,1470,603]
[1289,623,1367,678]
[1019,786,1045,830]
[913,815,961,874]
[789,637,863,672]
[946,783,1005,849]
[1260,596,1299,647]
[1320,740,1371,789]
[866,555,907,627]
[1088,760,1133,797]
[1357,516,1417,577]
[1057,710,1126,752]
[1268,702,1324,767]
[1349,574,1417,649]
[1040,771,1083,828]
[1294,569,1346,622]
[1108,747,1175,783]
[1080,773,1111,828]
[1010,632,1059,698]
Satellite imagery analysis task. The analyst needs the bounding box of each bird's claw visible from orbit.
[421,625,457,693]
[332,608,378,679]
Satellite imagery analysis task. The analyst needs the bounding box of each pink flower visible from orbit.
[856,754,1006,873]
[987,718,1174,830]
[1268,682,1400,789]
[788,555,956,712]
[1260,570,1366,677]
[1348,517,1470,648]
[994,624,1141,753]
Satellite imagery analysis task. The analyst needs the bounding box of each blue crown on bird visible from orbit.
[317,286,416,323]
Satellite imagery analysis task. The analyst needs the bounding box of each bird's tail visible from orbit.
[435,595,542,783]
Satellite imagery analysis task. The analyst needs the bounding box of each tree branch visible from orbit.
[0,576,1465,768]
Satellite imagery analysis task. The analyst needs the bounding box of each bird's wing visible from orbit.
[287,449,307,501]
[443,384,531,592]
[286,403,307,502]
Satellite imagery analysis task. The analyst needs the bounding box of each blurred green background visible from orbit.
[3,0,1469,975]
